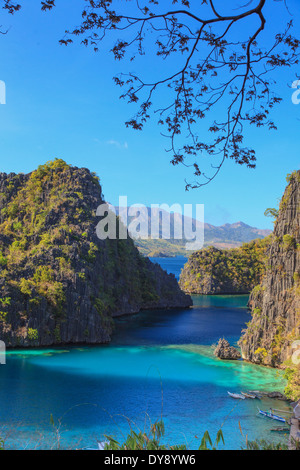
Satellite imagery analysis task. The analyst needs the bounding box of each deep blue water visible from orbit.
[149,256,187,280]
[0,257,290,450]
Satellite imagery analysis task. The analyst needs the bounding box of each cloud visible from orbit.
[93,138,129,149]
[106,140,128,150]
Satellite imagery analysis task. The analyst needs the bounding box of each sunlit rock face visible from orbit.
[240,171,300,369]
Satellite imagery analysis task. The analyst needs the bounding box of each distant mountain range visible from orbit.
[114,207,271,257]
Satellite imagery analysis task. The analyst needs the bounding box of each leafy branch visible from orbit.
[2,0,300,188]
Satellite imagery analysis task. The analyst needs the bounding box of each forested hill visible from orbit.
[179,239,269,295]
[0,159,191,348]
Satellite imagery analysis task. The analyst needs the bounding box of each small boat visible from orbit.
[228,391,245,399]
[270,427,290,433]
[258,409,286,423]
[241,391,256,399]
[270,408,293,414]
[248,390,265,398]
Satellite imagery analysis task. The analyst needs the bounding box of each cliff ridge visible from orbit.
[239,171,300,400]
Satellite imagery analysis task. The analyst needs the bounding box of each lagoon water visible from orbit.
[0,257,290,449]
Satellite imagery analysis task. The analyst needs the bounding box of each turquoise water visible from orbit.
[0,257,290,450]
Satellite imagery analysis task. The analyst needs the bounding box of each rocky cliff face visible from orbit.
[239,171,300,372]
[0,160,191,347]
[179,241,267,294]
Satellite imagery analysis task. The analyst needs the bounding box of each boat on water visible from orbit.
[258,409,286,423]
[241,391,256,399]
[270,427,290,433]
[248,390,264,398]
[228,391,245,400]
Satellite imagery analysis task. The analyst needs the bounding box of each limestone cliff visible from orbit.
[239,171,300,391]
[179,241,267,295]
[0,160,191,347]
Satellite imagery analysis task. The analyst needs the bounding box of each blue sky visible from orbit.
[0,0,299,230]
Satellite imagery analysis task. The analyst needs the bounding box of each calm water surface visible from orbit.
[0,257,290,449]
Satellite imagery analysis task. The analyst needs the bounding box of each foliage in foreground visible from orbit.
[104,420,225,451]
[104,420,292,451]
[245,439,289,451]
[1,416,293,450]
[104,421,294,451]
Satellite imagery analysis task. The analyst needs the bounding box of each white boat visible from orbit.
[241,391,256,399]
[228,391,245,400]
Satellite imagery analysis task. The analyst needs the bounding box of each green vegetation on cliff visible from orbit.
[179,238,269,295]
[0,159,191,347]
[240,170,300,401]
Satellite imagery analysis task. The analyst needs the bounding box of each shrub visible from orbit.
[0,297,11,307]
[0,312,7,322]
[264,207,279,220]
[283,365,300,401]
[27,328,38,341]
[0,252,7,267]
[33,266,54,283]
[283,234,295,249]
[254,347,268,359]
[87,242,98,262]
[253,307,262,317]
[19,278,34,296]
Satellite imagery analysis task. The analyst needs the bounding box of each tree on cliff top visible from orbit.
[2,0,300,188]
